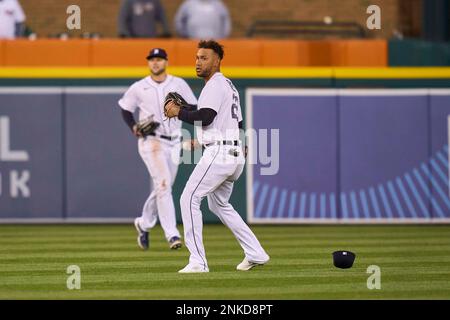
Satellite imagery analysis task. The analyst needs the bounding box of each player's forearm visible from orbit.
[121,109,136,131]
[178,108,216,126]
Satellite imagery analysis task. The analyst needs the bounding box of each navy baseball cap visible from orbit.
[332,250,356,269]
[146,48,168,60]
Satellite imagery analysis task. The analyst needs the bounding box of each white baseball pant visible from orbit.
[136,136,181,241]
[180,144,269,270]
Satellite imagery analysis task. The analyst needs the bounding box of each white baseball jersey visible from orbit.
[196,72,242,145]
[119,74,196,242]
[119,75,197,139]
[0,0,26,39]
[179,72,269,271]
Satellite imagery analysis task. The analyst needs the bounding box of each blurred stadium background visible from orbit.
[0,0,450,300]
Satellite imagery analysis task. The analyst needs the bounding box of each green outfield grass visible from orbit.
[0,224,449,299]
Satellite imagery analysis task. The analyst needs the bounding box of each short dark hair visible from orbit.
[198,40,224,60]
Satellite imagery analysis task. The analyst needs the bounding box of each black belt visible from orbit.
[205,140,239,147]
[148,133,180,141]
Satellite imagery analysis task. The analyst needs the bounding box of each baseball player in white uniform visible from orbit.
[164,40,269,272]
[118,48,197,250]
[0,0,26,39]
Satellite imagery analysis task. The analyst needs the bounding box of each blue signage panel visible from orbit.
[247,89,450,223]
[65,93,148,218]
[339,94,430,220]
[430,93,450,219]
[0,92,63,218]
[249,91,338,222]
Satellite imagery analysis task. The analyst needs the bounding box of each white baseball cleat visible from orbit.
[236,257,269,271]
[178,263,209,273]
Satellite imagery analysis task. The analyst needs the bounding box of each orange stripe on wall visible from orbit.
[341,40,387,66]
[261,40,300,66]
[308,41,333,66]
[173,40,198,66]
[307,40,388,67]
[4,39,91,66]
[90,39,176,66]
[0,41,5,66]
[1,39,388,67]
[220,40,263,66]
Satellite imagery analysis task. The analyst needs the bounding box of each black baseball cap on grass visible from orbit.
[332,250,356,269]
[146,48,168,60]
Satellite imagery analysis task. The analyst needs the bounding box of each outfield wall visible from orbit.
[1,67,450,223]
[0,88,141,222]
[1,88,450,223]
[0,87,246,223]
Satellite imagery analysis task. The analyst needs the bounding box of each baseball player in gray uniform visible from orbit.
[119,48,197,250]
[164,40,270,273]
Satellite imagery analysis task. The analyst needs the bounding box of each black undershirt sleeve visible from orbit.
[178,108,217,126]
[121,109,136,131]
[184,104,198,111]
[239,121,243,129]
